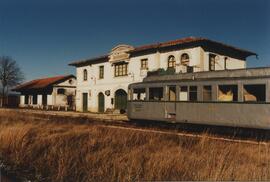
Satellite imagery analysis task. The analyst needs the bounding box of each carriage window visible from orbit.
[218,85,238,102]
[149,87,164,101]
[243,84,266,102]
[168,86,176,101]
[179,86,188,101]
[203,86,212,101]
[189,86,197,101]
[133,88,146,101]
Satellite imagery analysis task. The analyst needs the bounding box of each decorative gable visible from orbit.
[109,44,134,63]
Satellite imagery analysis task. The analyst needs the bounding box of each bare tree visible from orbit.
[0,56,24,107]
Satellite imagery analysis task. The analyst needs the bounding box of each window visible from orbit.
[168,56,176,68]
[243,84,266,102]
[187,66,194,73]
[115,62,128,77]
[83,69,88,81]
[33,94,38,105]
[149,87,164,101]
[25,95,29,105]
[181,54,193,73]
[189,86,197,101]
[203,86,212,101]
[218,85,238,102]
[209,54,216,71]
[133,88,146,100]
[141,59,148,70]
[179,86,188,101]
[168,86,176,101]
[181,53,190,65]
[57,88,66,95]
[99,66,104,79]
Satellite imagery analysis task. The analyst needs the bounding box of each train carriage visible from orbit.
[127,67,270,130]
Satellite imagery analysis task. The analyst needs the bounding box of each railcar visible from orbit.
[127,67,270,130]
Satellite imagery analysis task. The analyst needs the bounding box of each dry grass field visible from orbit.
[0,109,269,181]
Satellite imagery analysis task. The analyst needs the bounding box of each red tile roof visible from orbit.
[130,37,257,55]
[131,37,201,52]
[69,37,257,67]
[13,75,75,91]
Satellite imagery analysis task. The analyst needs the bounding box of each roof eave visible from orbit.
[69,55,109,67]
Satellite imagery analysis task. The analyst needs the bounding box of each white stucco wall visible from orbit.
[76,63,136,112]
[47,95,53,105]
[19,95,25,106]
[37,95,42,105]
[75,46,248,112]
[203,52,246,71]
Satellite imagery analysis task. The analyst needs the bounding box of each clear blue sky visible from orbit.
[0,0,269,81]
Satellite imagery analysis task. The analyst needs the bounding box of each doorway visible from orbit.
[98,92,105,113]
[82,93,88,112]
[115,89,127,111]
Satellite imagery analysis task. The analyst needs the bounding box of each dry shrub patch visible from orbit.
[0,110,269,181]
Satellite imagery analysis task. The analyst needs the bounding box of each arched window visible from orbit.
[168,55,176,68]
[180,53,190,65]
[181,53,193,73]
[83,69,88,81]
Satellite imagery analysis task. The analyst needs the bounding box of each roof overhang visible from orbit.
[69,55,109,67]
[13,75,76,92]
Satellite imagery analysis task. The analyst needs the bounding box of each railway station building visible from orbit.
[69,37,256,113]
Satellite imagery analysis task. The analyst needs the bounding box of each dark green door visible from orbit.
[82,93,88,112]
[115,89,127,110]
[98,92,105,113]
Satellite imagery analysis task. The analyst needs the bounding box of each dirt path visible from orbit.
[1,108,128,122]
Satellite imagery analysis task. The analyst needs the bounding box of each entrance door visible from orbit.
[98,92,105,113]
[82,93,88,112]
[115,89,127,111]
[67,95,73,108]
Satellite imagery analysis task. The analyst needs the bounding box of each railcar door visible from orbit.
[166,86,177,120]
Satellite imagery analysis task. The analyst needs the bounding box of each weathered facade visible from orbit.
[69,37,256,113]
[13,75,77,110]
